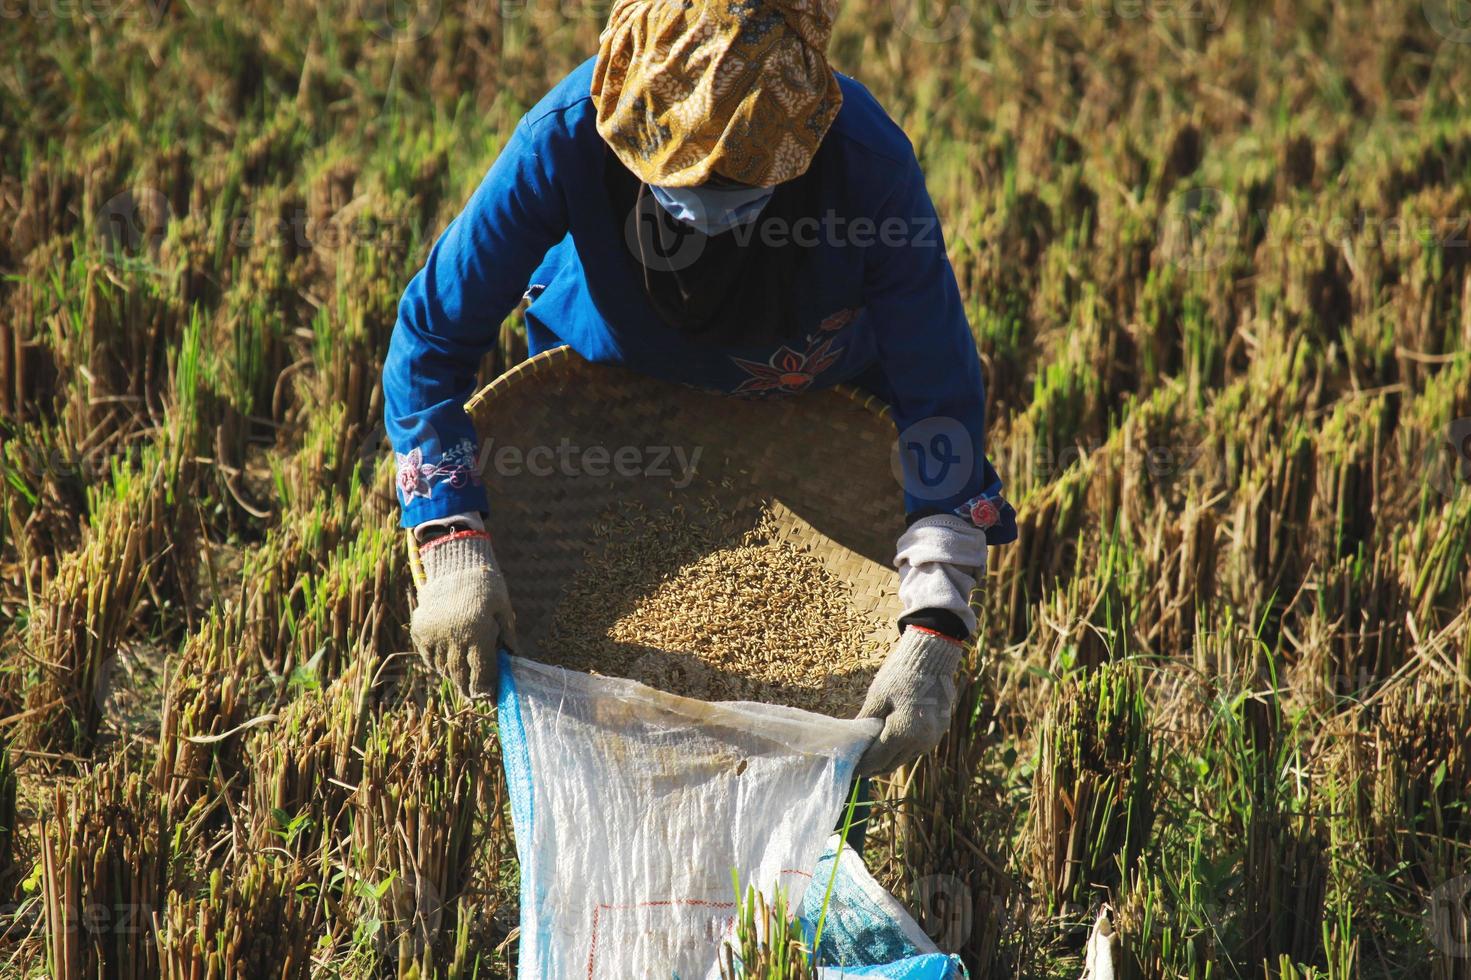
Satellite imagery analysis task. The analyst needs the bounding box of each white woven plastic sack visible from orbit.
[497,653,882,979]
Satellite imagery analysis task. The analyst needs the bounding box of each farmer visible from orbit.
[383,0,1016,778]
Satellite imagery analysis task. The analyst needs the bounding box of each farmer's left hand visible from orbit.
[854,626,963,777]
[411,527,516,700]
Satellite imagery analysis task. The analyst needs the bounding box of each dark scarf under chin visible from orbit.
[609,151,816,348]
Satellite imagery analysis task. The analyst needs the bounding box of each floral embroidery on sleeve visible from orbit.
[395,439,482,503]
[396,447,430,500]
[955,492,1003,529]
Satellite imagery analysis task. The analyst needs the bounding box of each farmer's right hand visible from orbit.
[411,527,516,700]
[854,626,963,777]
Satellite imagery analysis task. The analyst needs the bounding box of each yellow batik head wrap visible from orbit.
[591,0,843,188]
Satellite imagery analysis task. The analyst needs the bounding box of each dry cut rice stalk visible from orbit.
[542,500,886,716]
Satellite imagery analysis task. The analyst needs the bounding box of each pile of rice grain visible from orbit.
[540,501,887,716]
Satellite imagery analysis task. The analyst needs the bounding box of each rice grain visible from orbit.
[541,501,887,716]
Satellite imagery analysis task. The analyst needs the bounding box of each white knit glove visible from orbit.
[895,514,987,636]
[855,627,963,777]
[411,530,516,700]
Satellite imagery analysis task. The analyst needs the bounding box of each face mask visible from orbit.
[648,183,775,236]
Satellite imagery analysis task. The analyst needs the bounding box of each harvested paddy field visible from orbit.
[1,0,1469,976]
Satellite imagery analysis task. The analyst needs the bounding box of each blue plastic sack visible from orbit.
[799,837,962,980]
[818,959,959,979]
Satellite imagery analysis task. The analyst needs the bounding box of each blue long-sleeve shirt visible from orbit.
[384,57,1017,545]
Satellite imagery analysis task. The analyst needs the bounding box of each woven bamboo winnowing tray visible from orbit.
[415,346,907,669]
